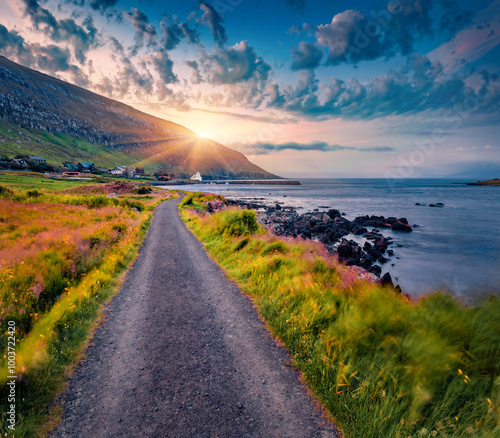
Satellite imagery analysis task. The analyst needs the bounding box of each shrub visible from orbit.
[0,185,14,199]
[137,186,152,195]
[26,189,42,198]
[218,209,259,237]
[86,195,110,208]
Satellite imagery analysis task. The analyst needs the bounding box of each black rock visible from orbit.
[429,204,436,207]
[275,203,282,210]
[387,249,394,256]
[327,231,338,244]
[300,229,312,239]
[369,265,382,276]
[398,218,409,225]
[363,242,372,251]
[327,209,341,219]
[337,241,353,259]
[378,256,388,264]
[379,272,393,287]
[364,253,374,263]
[436,203,444,207]
[392,221,413,232]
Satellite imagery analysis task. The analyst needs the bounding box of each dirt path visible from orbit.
[51,198,340,438]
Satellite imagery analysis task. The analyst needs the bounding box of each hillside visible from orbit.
[0,56,277,179]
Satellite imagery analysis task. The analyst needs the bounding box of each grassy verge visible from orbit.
[179,192,500,438]
[0,181,176,436]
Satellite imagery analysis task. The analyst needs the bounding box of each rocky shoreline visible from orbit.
[227,198,416,291]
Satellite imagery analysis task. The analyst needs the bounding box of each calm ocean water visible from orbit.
[169,178,500,302]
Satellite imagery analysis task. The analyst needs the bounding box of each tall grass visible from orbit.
[180,197,500,438]
[0,184,173,436]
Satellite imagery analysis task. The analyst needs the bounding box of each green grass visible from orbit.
[0,180,174,436]
[180,194,500,438]
[0,172,156,191]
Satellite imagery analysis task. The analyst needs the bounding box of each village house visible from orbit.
[110,166,126,176]
[10,158,27,168]
[64,163,79,171]
[28,155,46,164]
[78,162,95,172]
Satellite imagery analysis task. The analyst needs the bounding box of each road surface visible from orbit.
[52,198,340,438]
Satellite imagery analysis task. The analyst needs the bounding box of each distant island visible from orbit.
[466,178,500,186]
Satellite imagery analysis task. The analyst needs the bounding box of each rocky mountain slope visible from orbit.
[0,56,276,179]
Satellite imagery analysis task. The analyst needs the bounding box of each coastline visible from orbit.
[228,197,414,291]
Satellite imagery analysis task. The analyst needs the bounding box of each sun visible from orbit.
[198,132,209,138]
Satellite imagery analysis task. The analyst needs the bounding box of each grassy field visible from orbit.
[179,192,500,438]
[0,176,176,436]
[0,171,156,191]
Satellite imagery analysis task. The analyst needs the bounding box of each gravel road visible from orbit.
[51,198,340,438]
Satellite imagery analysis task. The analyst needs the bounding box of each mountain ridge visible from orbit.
[0,56,277,179]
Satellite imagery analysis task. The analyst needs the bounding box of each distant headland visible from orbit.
[466,178,500,186]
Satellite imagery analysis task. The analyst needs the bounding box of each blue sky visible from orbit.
[0,0,499,177]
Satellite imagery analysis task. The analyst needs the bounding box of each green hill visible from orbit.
[0,56,277,179]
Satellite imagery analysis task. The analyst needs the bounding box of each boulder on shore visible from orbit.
[392,221,413,232]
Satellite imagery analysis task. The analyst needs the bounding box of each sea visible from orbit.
[168,178,500,302]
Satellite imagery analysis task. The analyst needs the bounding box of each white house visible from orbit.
[111,166,126,175]
[190,171,202,181]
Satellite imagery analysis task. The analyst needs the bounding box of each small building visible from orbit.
[28,155,46,164]
[111,166,126,176]
[78,162,95,172]
[155,171,175,181]
[135,167,145,176]
[10,158,27,168]
[190,171,202,182]
[64,163,79,171]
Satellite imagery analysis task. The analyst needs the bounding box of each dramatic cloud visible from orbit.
[296,0,435,66]
[243,141,394,155]
[0,23,87,82]
[148,50,178,84]
[123,8,157,54]
[160,17,200,51]
[22,0,99,63]
[253,141,355,154]
[89,0,119,12]
[202,41,271,84]
[199,2,227,47]
[185,60,202,84]
[268,54,500,122]
[291,41,323,70]
[0,24,28,60]
[112,57,154,98]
